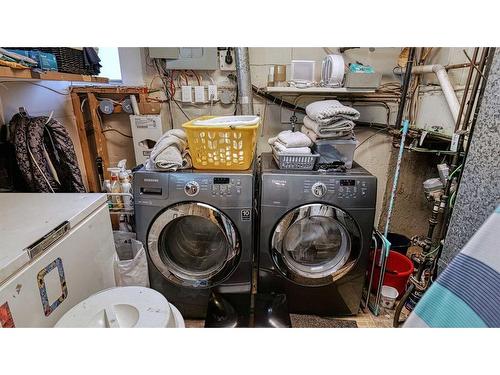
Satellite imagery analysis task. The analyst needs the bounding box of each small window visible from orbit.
[97,47,122,81]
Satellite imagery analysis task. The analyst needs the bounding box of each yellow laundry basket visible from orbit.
[182,115,260,170]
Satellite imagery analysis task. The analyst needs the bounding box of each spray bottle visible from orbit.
[107,167,124,209]
[117,159,133,210]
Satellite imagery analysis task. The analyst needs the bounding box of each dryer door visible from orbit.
[271,203,362,286]
[147,202,241,288]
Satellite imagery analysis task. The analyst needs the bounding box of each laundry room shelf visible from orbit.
[0,67,109,83]
[263,86,376,94]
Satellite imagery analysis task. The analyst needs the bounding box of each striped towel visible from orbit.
[404,206,500,328]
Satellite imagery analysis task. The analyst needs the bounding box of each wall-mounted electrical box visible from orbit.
[219,48,236,71]
[148,47,218,70]
[148,48,179,59]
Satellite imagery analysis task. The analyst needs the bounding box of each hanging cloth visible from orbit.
[11,113,86,193]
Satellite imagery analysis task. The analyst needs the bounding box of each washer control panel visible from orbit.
[175,176,243,197]
[211,177,242,197]
[184,181,200,196]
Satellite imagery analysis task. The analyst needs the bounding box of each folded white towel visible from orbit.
[268,130,312,148]
[273,143,311,154]
[146,129,190,171]
[306,100,360,125]
[303,116,355,136]
[181,149,192,169]
[301,126,354,142]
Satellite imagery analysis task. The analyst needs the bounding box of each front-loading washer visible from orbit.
[134,167,254,319]
[258,153,377,316]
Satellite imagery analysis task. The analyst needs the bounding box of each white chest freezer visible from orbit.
[0,193,116,328]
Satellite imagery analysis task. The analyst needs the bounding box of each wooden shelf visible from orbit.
[0,66,108,83]
[264,86,376,94]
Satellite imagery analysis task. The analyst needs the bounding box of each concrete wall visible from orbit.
[440,48,500,268]
[0,47,476,229]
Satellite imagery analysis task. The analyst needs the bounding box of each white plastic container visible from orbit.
[312,137,357,169]
[55,286,185,328]
[380,285,399,309]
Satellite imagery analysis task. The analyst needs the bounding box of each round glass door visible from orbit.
[271,203,362,286]
[147,202,241,288]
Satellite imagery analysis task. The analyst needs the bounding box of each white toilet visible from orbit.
[55,286,185,328]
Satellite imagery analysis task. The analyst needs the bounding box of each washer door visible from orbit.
[147,202,241,288]
[271,203,362,286]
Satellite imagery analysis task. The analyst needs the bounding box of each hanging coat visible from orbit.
[11,113,86,193]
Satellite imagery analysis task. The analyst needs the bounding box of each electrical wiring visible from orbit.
[260,99,268,137]
[190,70,201,85]
[173,100,191,121]
[447,164,463,180]
[355,126,390,150]
[204,72,215,85]
[95,108,133,138]
[0,81,70,95]
[102,127,133,138]
[80,98,87,112]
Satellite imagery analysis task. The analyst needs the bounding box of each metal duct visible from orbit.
[235,47,254,115]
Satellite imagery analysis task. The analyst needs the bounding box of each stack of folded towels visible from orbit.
[301,100,360,141]
[146,129,192,171]
[268,130,312,154]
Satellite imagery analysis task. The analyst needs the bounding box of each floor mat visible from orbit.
[290,314,358,328]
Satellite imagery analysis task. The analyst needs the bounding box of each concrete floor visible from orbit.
[185,308,397,328]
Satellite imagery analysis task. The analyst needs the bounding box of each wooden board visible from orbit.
[87,93,111,180]
[35,71,109,83]
[70,92,101,192]
[0,66,109,83]
[0,66,33,79]
[71,86,147,94]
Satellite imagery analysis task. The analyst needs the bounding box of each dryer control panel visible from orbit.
[262,174,376,209]
[304,178,370,200]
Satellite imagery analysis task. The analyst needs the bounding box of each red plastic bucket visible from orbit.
[369,250,414,297]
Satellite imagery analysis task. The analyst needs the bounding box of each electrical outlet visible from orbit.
[181,86,193,103]
[208,85,218,101]
[219,49,236,71]
[280,107,305,124]
[194,86,206,103]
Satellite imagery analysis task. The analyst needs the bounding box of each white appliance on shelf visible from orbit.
[0,193,116,328]
[129,115,164,165]
[321,54,345,87]
[290,60,316,87]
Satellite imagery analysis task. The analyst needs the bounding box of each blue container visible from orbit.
[6,49,58,71]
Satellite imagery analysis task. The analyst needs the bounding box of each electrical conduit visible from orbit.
[235,48,254,115]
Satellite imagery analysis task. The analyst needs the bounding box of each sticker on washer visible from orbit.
[0,302,15,328]
[241,209,252,221]
[37,257,68,317]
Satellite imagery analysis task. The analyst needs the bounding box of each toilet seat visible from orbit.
[55,286,185,328]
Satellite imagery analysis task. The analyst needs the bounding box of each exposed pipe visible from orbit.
[453,48,479,132]
[461,48,490,132]
[409,64,460,122]
[394,47,416,129]
[234,47,254,115]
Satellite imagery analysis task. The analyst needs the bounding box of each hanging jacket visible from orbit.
[11,113,86,193]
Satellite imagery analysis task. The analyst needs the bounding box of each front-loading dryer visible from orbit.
[258,153,377,316]
[134,167,254,319]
